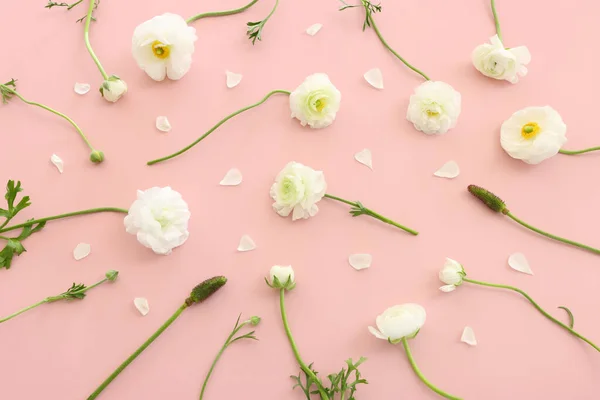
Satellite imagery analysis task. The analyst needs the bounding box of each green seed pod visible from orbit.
[187,276,227,306]
[468,185,508,214]
[90,150,105,163]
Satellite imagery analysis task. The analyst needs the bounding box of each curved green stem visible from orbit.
[186,0,260,23]
[0,235,9,240]
[559,147,600,155]
[490,0,503,42]
[84,0,108,80]
[0,299,47,323]
[324,194,419,235]
[463,278,600,352]
[279,289,330,400]
[0,207,128,234]
[147,89,291,165]
[87,304,188,400]
[366,13,430,81]
[259,0,279,26]
[506,212,600,255]
[401,338,462,399]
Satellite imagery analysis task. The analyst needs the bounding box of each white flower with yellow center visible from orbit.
[501,106,567,164]
[472,35,531,83]
[406,81,461,135]
[289,73,341,129]
[132,13,198,81]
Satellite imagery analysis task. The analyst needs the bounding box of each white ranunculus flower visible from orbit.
[406,81,461,135]
[290,73,341,129]
[472,35,531,84]
[124,187,191,255]
[439,258,465,288]
[268,265,296,290]
[132,13,198,81]
[100,77,128,103]
[501,106,567,164]
[368,304,426,344]
[270,161,327,221]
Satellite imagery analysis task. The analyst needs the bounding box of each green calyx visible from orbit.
[90,150,104,163]
[105,270,119,282]
[468,185,508,214]
[187,276,227,306]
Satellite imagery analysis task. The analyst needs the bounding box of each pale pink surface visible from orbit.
[1,0,599,399]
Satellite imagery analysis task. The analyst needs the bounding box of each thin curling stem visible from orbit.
[559,147,600,155]
[84,0,108,80]
[186,0,260,23]
[490,0,503,42]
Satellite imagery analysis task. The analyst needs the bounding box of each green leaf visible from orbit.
[16,221,46,241]
[558,306,575,328]
[0,239,26,269]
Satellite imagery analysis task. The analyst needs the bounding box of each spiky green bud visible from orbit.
[105,270,119,282]
[467,185,508,214]
[249,316,261,326]
[186,276,227,306]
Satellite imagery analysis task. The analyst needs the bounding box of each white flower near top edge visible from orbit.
[472,35,531,83]
[501,106,567,164]
[368,304,426,344]
[132,13,198,81]
[124,187,191,255]
[100,76,128,103]
[406,81,461,135]
[270,161,327,221]
[439,258,465,290]
[290,73,341,129]
[268,265,296,290]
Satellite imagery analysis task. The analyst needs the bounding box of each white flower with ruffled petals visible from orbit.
[406,81,461,135]
[124,187,190,255]
[132,13,198,81]
[368,304,426,344]
[472,35,531,83]
[290,73,341,129]
[100,76,128,103]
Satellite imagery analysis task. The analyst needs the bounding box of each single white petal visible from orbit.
[508,252,534,275]
[305,23,323,36]
[461,326,477,346]
[134,297,150,316]
[237,234,256,252]
[439,285,456,293]
[226,70,243,88]
[354,149,373,170]
[73,243,91,261]
[364,68,384,89]
[50,154,64,174]
[74,82,90,95]
[349,254,372,271]
[156,116,172,133]
[368,325,387,340]
[433,160,460,179]
[219,168,243,186]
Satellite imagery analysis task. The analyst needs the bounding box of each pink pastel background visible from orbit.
[1,0,599,398]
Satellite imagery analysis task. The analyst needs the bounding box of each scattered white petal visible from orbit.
[433,161,460,179]
[74,82,90,95]
[134,297,150,316]
[364,68,384,89]
[508,252,533,275]
[237,234,256,252]
[439,285,456,293]
[306,23,323,36]
[156,116,171,132]
[349,254,372,271]
[461,326,477,346]
[220,168,243,186]
[50,154,64,174]
[73,243,91,261]
[226,71,243,88]
[354,149,373,170]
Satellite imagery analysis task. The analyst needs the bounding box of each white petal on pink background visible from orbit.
[156,116,172,132]
[50,154,64,174]
[508,252,533,275]
[354,149,373,170]
[73,243,91,261]
[219,168,243,186]
[348,254,372,271]
[74,82,90,95]
[305,23,323,36]
[433,161,460,179]
[439,285,456,293]
[363,68,384,89]
[461,326,477,346]
[237,234,256,252]
[134,297,150,316]
[226,71,243,88]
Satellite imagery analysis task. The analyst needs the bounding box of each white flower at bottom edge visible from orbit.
[132,13,198,81]
[270,161,327,221]
[124,187,190,255]
[439,257,465,288]
[501,106,567,164]
[290,73,341,129]
[406,81,461,135]
[472,35,531,83]
[368,303,426,344]
[100,77,127,103]
[268,265,296,290]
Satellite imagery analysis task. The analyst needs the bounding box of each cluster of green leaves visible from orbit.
[339,0,382,31]
[246,19,268,45]
[0,181,46,269]
[0,79,17,104]
[291,357,368,400]
[45,0,99,23]
[54,283,88,301]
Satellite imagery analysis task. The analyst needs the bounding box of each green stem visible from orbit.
[0,299,47,323]
[147,89,291,165]
[78,278,108,294]
[401,338,462,399]
[463,278,600,352]
[491,0,503,42]
[84,0,108,80]
[0,207,128,234]
[323,194,419,235]
[0,235,9,240]
[366,12,430,81]
[67,0,84,10]
[186,0,260,23]
[279,289,330,400]
[259,0,279,26]
[87,304,188,400]
[506,212,600,255]
[559,147,600,155]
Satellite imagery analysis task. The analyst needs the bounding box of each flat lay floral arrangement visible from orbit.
[1,0,599,399]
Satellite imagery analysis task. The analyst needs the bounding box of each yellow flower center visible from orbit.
[426,110,439,117]
[151,41,171,59]
[315,98,326,113]
[521,122,541,140]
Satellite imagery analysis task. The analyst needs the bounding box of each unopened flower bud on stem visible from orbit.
[468,184,508,214]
